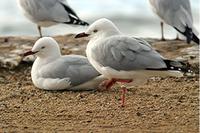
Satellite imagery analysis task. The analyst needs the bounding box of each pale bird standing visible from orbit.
[17,0,89,37]
[149,0,199,44]
[75,18,192,107]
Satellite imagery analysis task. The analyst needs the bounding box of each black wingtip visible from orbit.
[59,2,89,26]
[78,20,89,26]
[185,26,193,44]
[192,33,199,45]
[163,60,192,73]
[174,26,199,45]
[146,60,192,74]
[64,19,89,26]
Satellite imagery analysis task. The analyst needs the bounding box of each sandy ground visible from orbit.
[0,36,199,132]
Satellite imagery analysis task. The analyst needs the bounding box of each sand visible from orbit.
[0,35,199,132]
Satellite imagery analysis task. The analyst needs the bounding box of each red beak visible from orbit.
[23,50,38,57]
[75,32,90,38]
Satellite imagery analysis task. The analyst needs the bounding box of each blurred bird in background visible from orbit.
[149,0,199,44]
[17,0,89,37]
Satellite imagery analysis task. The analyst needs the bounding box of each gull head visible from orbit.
[24,37,61,58]
[75,18,120,39]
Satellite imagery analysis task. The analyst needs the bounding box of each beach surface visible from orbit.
[0,35,199,132]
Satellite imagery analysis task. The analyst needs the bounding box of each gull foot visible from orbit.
[120,86,127,107]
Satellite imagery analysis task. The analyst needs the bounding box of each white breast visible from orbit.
[31,58,42,88]
[86,42,103,74]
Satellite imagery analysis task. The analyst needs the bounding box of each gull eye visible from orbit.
[93,29,98,33]
[41,46,45,49]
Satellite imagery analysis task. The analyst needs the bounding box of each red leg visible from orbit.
[116,79,132,107]
[99,78,132,107]
[105,79,117,89]
[121,86,127,107]
[99,79,117,90]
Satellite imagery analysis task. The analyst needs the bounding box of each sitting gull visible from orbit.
[17,0,89,37]
[23,37,105,91]
[149,0,199,44]
[75,18,192,107]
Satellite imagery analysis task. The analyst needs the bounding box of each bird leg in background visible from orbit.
[37,25,42,38]
[160,22,165,41]
[175,33,181,40]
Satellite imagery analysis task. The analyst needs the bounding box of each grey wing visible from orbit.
[40,0,85,25]
[157,0,193,31]
[40,55,100,86]
[180,0,192,17]
[171,0,193,28]
[58,0,68,5]
[30,0,70,23]
[92,36,167,71]
[57,0,79,18]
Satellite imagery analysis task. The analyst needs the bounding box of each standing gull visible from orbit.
[149,0,199,44]
[23,37,105,91]
[75,18,191,106]
[17,0,89,37]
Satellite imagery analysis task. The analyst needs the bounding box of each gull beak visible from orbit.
[75,32,90,38]
[23,50,38,57]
